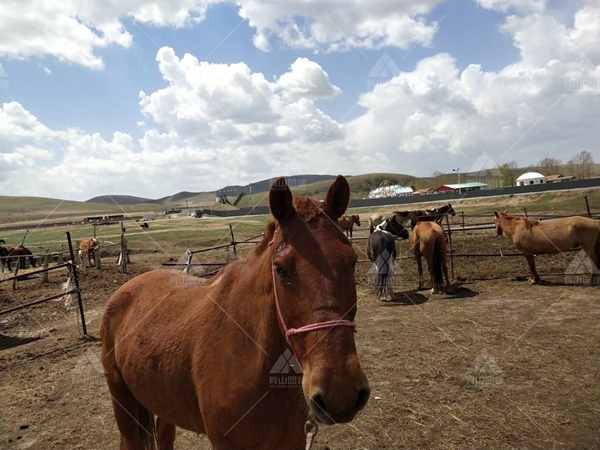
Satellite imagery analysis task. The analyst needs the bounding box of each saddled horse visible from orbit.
[101,176,370,450]
[411,222,450,294]
[368,211,411,234]
[339,214,360,238]
[78,238,99,268]
[410,204,455,229]
[495,212,600,284]
[5,246,37,271]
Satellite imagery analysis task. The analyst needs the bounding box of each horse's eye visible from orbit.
[276,267,287,279]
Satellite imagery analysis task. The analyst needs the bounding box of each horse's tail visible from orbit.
[137,403,156,450]
[432,235,445,293]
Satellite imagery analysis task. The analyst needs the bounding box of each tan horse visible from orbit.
[368,211,411,234]
[339,214,361,238]
[78,238,99,268]
[411,222,450,294]
[494,212,600,284]
[101,176,370,450]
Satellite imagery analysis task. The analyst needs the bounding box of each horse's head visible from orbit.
[352,215,361,227]
[268,175,370,424]
[494,211,503,235]
[447,204,456,216]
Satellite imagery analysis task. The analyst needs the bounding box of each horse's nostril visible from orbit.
[355,388,370,412]
[312,394,328,415]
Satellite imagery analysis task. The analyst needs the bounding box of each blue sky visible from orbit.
[0,0,597,199]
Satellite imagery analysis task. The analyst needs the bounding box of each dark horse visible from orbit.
[6,246,37,271]
[366,231,397,301]
[139,222,149,230]
[101,176,370,450]
[0,246,8,272]
[410,204,455,228]
[366,220,410,301]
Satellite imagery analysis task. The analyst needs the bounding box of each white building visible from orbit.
[368,185,413,199]
[516,171,546,186]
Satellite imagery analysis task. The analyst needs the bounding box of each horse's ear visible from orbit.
[269,177,295,224]
[323,175,350,219]
[503,209,508,214]
[494,211,499,218]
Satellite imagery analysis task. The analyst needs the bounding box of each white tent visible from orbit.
[516,171,546,186]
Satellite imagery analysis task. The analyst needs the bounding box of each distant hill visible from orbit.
[87,195,160,205]
[87,175,338,206]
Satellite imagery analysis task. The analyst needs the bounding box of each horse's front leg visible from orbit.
[525,255,541,284]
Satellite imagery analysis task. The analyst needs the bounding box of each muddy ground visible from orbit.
[1,210,598,450]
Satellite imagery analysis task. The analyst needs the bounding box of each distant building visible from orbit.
[413,188,432,195]
[368,185,413,199]
[546,174,575,183]
[434,182,487,193]
[516,171,546,186]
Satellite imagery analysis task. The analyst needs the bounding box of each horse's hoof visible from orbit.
[529,278,540,285]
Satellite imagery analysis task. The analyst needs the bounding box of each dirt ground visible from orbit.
[1,207,599,450]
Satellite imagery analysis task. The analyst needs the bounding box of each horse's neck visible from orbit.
[217,251,288,365]
[501,217,520,240]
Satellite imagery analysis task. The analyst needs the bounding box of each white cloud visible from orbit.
[0,0,445,69]
[346,3,600,173]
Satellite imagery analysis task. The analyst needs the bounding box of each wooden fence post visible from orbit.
[584,195,591,218]
[66,232,87,336]
[42,250,49,283]
[445,215,455,280]
[229,224,237,259]
[95,247,102,269]
[183,250,193,274]
[523,207,528,218]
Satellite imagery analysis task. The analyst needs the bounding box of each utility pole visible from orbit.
[453,168,461,195]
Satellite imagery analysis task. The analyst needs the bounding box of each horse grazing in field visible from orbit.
[339,214,360,238]
[78,238,99,268]
[366,230,397,301]
[101,176,370,450]
[411,222,450,294]
[410,204,455,229]
[368,211,411,234]
[5,246,37,271]
[139,222,149,230]
[494,212,600,285]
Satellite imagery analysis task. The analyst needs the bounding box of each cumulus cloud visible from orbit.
[345,3,600,173]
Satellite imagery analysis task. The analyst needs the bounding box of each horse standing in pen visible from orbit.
[78,238,99,268]
[101,176,370,450]
[410,204,455,229]
[338,214,361,238]
[411,222,450,294]
[366,219,410,301]
[494,212,600,285]
[5,246,37,271]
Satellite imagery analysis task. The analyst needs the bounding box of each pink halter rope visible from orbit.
[269,231,356,361]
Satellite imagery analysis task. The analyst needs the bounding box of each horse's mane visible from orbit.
[254,196,324,256]
[501,213,540,230]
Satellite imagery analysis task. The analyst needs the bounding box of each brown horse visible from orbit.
[6,246,37,271]
[101,176,370,450]
[368,211,411,234]
[410,204,455,229]
[494,212,600,284]
[78,238,99,267]
[338,214,361,238]
[411,222,450,294]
